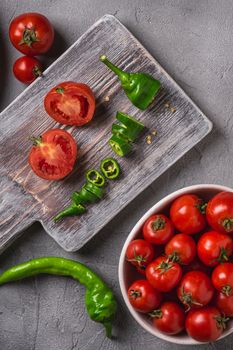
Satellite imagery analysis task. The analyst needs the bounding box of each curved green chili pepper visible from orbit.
[100,158,120,179]
[0,257,117,337]
[86,169,105,187]
[100,55,161,110]
[53,202,86,222]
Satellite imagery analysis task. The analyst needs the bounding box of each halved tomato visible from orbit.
[44,81,95,126]
[29,128,77,180]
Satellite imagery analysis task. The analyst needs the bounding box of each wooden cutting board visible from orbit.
[0,15,212,252]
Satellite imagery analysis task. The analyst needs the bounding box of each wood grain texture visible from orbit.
[0,15,212,252]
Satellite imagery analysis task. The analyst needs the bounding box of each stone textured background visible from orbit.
[0,1,233,349]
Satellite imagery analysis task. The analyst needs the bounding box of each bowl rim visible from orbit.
[118,184,233,345]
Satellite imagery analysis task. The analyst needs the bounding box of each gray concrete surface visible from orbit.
[0,0,233,349]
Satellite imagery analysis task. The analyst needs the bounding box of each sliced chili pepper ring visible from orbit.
[100,158,120,179]
[79,186,99,204]
[86,169,105,187]
[84,182,104,199]
[111,123,130,141]
[116,112,145,141]
[71,191,84,205]
[109,134,132,157]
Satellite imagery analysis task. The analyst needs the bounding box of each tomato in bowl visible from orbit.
[118,184,233,345]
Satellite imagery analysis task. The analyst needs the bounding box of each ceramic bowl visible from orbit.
[118,184,233,345]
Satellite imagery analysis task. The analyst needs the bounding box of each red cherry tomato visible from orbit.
[44,82,95,126]
[206,192,233,234]
[29,128,77,180]
[177,271,214,310]
[165,233,196,265]
[143,214,174,245]
[215,291,233,317]
[150,301,185,335]
[170,194,206,234]
[127,279,162,313]
[185,306,228,342]
[126,239,155,271]
[197,231,233,267]
[212,263,233,296]
[9,13,54,55]
[146,256,182,292]
[13,56,42,84]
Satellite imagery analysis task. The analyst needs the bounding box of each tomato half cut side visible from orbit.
[29,128,77,180]
[44,82,95,126]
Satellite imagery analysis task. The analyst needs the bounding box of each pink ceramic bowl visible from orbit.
[118,184,233,345]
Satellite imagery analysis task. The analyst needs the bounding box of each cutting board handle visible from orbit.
[0,177,38,253]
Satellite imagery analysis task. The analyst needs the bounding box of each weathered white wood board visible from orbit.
[0,15,212,252]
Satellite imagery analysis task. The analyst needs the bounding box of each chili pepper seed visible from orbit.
[146,135,152,144]
[104,96,110,102]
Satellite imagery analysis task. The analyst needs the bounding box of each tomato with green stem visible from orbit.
[29,128,77,180]
[126,239,155,271]
[146,256,182,292]
[150,301,185,335]
[143,214,174,245]
[212,263,233,296]
[170,194,207,234]
[185,306,229,342]
[197,231,233,267]
[13,56,42,84]
[128,279,162,313]
[165,233,196,265]
[206,192,233,234]
[177,271,214,311]
[215,291,233,317]
[9,12,54,55]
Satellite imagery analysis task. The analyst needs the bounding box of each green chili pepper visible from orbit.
[115,111,145,141]
[100,158,120,179]
[111,123,129,141]
[79,186,99,204]
[100,55,161,110]
[86,169,105,187]
[84,182,104,199]
[0,257,117,337]
[71,191,84,205]
[53,202,86,222]
[109,134,132,157]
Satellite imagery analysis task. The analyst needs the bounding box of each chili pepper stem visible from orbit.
[103,321,113,338]
[99,55,127,82]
